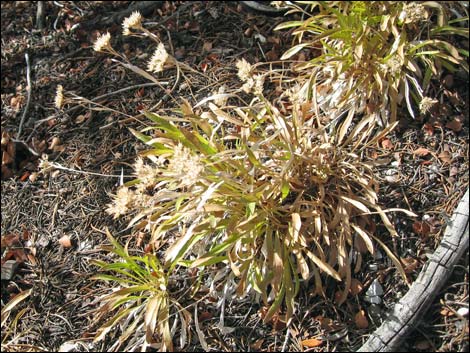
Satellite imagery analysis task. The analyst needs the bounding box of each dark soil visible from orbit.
[1,2,468,352]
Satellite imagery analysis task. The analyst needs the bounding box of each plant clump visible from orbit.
[275,1,468,137]
[79,4,468,350]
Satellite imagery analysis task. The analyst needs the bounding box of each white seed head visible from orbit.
[419,97,438,114]
[253,74,265,96]
[236,58,253,82]
[93,32,112,52]
[399,3,428,24]
[54,85,64,109]
[122,11,143,35]
[168,144,204,187]
[147,43,169,73]
[106,186,135,219]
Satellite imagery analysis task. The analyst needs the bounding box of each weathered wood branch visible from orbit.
[358,188,469,352]
[36,1,46,30]
[78,1,164,30]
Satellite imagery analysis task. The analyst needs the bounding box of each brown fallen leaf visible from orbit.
[355,310,369,329]
[401,257,420,274]
[422,123,434,136]
[251,338,264,351]
[412,221,431,236]
[445,117,462,132]
[414,340,431,350]
[413,147,430,157]
[301,338,323,348]
[440,308,453,317]
[1,233,21,248]
[350,278,364,295]
[315,316,341,331]
[202,41,213,52]
[1,131,10,146]
[381,138,394,150]
[59,235,72,248]
[438,151,452,164]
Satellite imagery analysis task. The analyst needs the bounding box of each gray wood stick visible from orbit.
[358,188,469,352]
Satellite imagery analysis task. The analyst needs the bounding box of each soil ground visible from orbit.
[1,2,468,352]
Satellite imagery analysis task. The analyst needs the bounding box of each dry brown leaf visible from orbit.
[381,138,394,149]
[1,234,21,248]
[445,117,462,132]
[1,131,10,146]
[355,310,369,329]
[59,235,72,248]
[350,278,364,295]
[251,338,264,351]
[301,338,323,348]
[440,308,453,317]
[413,147,430,157]
[412,221,431,236]
[49,137,61,150]
[75,114,86,124]
[401,257,420,274]
[414,340,431,350]
[449,166,459,177]
[422,123,434,136]
[438,151,452,164]
[202,41,213,52]
[315,316,339,331]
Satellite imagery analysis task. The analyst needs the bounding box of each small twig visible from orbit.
[35,82,167,126]
[281,325,291,351]
[42,159,131,179]
[17,53,32,139]
[36,1,46,30]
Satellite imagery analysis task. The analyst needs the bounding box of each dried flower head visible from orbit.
[212,85,228,106]
[93,32,112,52]
[419,97,438,114]
[106,186,135,219]
[147,43,169,73]
[399,3,428,24]
[383,56,402,76]
[236,58,253,82]
[285,83,306,104]
[38,154,53,174]
[168,144,204,187]
[54,85,64,109]
[253,74,265,96]
[241,77,254,94]
[271,1,285,9]
[134,157,160,189]
[122,11,143,35]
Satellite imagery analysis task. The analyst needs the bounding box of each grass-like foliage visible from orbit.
[86,6,430,350]
[106,96,415,327]
[91,229,191,351]
[275,1,469,136]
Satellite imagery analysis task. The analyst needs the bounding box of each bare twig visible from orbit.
[35,82,167,126]
[17,53,32,139]
[36,1,46,30]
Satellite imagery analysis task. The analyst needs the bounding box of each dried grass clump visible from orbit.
[275,1,468,136]
[107,96,415,326]
[83,6,433,351]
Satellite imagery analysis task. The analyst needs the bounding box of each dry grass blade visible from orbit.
[1,288,32,328]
